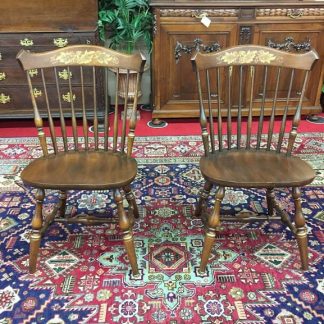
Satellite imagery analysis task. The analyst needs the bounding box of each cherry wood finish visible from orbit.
[192,45,318,273]
[17,45,146,275]
[150,0,324,120]
[0,0,98,118]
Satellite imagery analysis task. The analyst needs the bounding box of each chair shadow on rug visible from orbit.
[191,45,319,273]
[17,45,146,275]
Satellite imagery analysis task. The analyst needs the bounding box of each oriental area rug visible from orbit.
[0,134,323,323]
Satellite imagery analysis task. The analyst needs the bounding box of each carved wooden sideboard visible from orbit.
[0,0,98,119]
[150,0,324,121]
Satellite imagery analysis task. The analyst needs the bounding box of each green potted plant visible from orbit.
[98,0,154,119]
[98,0,153,53]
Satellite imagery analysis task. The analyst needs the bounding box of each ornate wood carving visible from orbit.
[160,9,239,17]
[239,26,252,44]
[257,8,324,17]
[175,38,221,63]
[267,37,311,52]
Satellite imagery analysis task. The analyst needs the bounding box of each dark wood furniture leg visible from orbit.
[200,186,224,274]
[195,181,213,219]
[266,188,275,217]
[292,187,308,270]
[115,189,139,276]
[29,188,45,274]
[58,190,67,218]
[124,185,139,219]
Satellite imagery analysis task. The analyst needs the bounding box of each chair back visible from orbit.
[17,45,146,157]
[191,45,318,156]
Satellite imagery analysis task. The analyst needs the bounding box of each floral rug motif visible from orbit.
[0,135,323,323]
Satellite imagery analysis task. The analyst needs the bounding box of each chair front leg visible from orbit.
[195,181,213,219]
[114,189,139,276]
[200,186,224,274]
[29,188,45,274]
[266,188,275,217]
[58,190,67,218]
[124,185,139,219]
[292,187,308,270]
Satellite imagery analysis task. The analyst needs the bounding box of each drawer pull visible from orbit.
[0,52,2,61]
[28,69,38,77]
[0,72,6,81]
[58,69,72,80]
[20,38,34,47]
[54,38,68,48]
[33,88,42,98]
[62,92,76,103]
[192,11,208,19]
[0,93,11,104]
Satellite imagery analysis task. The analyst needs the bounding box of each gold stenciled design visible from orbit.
[0,72,6,81]
[53,38,68,48]
[33,88,42,98]
[0,93,10,104]
[58,69,72,80]
[62,92,76,103]
[20,38,34,47]
[28,69,38,77]
[51,50,119,65]
[219,50,277,64]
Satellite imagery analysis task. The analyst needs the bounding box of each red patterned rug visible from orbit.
[0,134,323,323]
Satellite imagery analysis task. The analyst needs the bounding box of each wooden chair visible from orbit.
[191,45,319,273]
[16,45,146,275]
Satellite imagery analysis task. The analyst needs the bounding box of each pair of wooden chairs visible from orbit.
[17,44,318,276]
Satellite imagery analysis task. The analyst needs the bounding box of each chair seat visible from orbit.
[200,150,315,188]
[21,151,137,190]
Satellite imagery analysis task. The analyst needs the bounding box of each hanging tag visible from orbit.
[201,15,211,28]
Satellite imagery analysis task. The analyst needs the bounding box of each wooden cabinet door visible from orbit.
[252,22,324,115]
[152,22,237,118]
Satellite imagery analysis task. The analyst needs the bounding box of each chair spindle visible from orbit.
[206,70,215,153]
[256,66,268,150]
[40,68,58,154]
[216,68,223,152]
[227,66,233,150]
[104,67,109,151]
[267,67,281,151]
[287,70,310,155]
[277,69,295,153]
[121,70,130,153]
[237,66,243,149]
[113,68,120,152]
[80,66,89,151]
[246,66,255,149]
[54,67,68,152]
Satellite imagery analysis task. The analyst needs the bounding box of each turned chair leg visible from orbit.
[114,189,139,276]
[195,181,213,218]
[58,190,67,218]
[29,188,45,274]
[266,188,275,217]
[292,187,308,270]
[124,185,139,219]
[200,186,224,274]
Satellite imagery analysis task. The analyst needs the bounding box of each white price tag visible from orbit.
[201,16,211,28]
